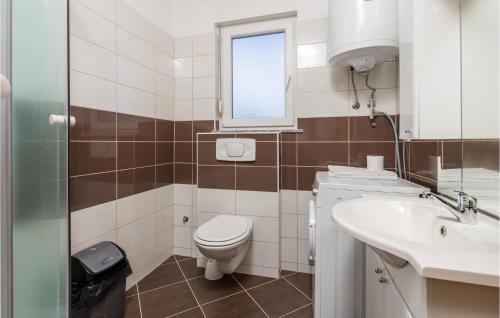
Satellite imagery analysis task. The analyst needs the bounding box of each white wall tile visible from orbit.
[297,263,313,274]
[71,230,116,254]
[243,241,279,268]
[155,49,174,77]
[296,18,328,45]
[235,191,279,218]
[156,206,174,233]
[156,96,175,121]
[116,190,156,227]
[247,216,279,243]
[193,99,216,121]
[174,99,193,121]
[197,188,235,213]
[174,247,192,257]
[295,91,349,118]
[281,214,298,238]
[174,184,194,205]
[117,84,155,117]
[174,226,192,248]
[70,35,117,81]
[175,36,193,58]
[156,227,174,255]
[155,184,174,211]
[297,191,313,215]
[193,33,216,56]
[197,211,221,227]
[174,205,193,227]
[193,55,216,77]
[71,201,117,246]
[296,66,348,93]
[236,264,279,278]
[154,26,174,56]
[75,0,116,22]
[281,261,298,272]
[281,238,298,263]
[297,42,328,69]
[71,0,116,52]
[175,57,193,79]
[280,190,297,214]
[70,70,116,112]
[117,27,155,68]
[175,78,193,99]
[116,0,154,44]
[193,77,216,99]
[127,237,157,273]
[117,214,155,251]
[117,56,155,93]
[297,239,309,264]
[351,61,397,90]
[155,72,174,98]
[297,215,308,240]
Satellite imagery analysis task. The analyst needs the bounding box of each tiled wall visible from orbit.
[69,0,175,286]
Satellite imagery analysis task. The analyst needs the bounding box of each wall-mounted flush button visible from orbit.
[216,138,256,162]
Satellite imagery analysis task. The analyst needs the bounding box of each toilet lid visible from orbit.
[195,215,248,243]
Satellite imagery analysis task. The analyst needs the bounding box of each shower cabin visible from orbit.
[0,0,70,317]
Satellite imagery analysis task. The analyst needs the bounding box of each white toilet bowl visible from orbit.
[193,215,253,280]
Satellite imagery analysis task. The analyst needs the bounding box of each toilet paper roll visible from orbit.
[367,155,384,171]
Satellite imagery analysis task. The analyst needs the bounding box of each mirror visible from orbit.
[439,0,499,216]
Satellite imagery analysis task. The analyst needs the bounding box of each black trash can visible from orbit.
[71,241,132,318]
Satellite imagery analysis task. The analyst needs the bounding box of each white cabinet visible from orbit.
[366,247,413,318]
[398,0,462,140]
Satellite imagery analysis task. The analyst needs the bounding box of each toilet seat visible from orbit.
[194,215,251,247]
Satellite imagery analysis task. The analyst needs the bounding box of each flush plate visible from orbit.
[216,138,256,162]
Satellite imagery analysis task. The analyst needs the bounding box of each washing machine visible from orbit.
[309,172,428,318]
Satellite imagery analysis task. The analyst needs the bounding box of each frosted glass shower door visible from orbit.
[11,0,69,317]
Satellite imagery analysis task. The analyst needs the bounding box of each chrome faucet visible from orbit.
[420,191,478,224]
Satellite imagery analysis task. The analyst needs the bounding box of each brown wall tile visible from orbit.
[175,121,193,141]
[198,133,235,142]
[174,142,193,163]
[237,142,278,167]
[463,140,499,171]
[297,142,348,167]
[70,141,116,176]
[197,142,225,165]
[117,113,155,141]
[156,142,174,164]
[117,166,156,199]
[298,117,348,141]
[441,140,462,169]
[349,142,396,169]
[281,142,297,166]
[174,163,193,184]
[156,163,173,187]
[281,133,298,142]
[236,167,277,192]
[297,167,327,191]
[117,142,155,169]
[198,165,235,190]
[193,120,214,135]
[281,166,297,190]
[70,106,116,141]
[410,141,439,180]
[156,119,174,142]
[349,116,396,141]
[70,172,116,212]
[235,133,278,141]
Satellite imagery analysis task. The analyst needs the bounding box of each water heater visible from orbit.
[328,0,399,72]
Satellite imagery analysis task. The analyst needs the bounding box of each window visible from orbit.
[220,17,295,129]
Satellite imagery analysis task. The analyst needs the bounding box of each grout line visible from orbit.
[231,274,271,318]
[176,257,208,318]
[278,303,312,318]
[282,276,313,302]
[135,284,144,318]
[165,305,201,318]
[137,279,186,296]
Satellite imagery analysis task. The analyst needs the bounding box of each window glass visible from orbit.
[232,32,286,119]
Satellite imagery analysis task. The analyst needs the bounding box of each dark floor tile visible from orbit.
[163,255,176,264]
[175,255,192,261]
[282,304,313,318]
[189,275,243,305]
[233,273,275,289]
[285,273,313,299]
[248,279,310,318]
[140,282,198,318]
[124,295,141,318]
[179,258,205,279]
[138,262,184,293]
[125,285,137,297]
[171,307,205,318]
[202,292,267,318]
[280,270,296,278]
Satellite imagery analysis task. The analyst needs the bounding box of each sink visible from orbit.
[332,196,500,287]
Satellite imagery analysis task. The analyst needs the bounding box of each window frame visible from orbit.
[220,17,295,129]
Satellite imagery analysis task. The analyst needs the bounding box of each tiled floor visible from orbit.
[125,256,313,318]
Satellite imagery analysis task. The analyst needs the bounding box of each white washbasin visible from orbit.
[332,196,500,287]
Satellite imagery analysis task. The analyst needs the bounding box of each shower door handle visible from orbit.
[1,74,11,100]
[308,200,316,266]
[49,114,76,127]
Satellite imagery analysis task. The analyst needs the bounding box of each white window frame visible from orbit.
[220,17,295,129]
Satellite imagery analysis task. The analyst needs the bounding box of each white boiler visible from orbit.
[328,0,399,72]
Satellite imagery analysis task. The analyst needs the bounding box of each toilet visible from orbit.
[193,215,253,280]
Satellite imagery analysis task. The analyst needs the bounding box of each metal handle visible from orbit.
[1,74,11,100]
[286,74,292,91]
[49,114,76,127]
[308,200,316,266]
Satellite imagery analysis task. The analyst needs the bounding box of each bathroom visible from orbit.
[0,0,498,317]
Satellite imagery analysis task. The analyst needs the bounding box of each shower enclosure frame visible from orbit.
[0,0,71,316]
